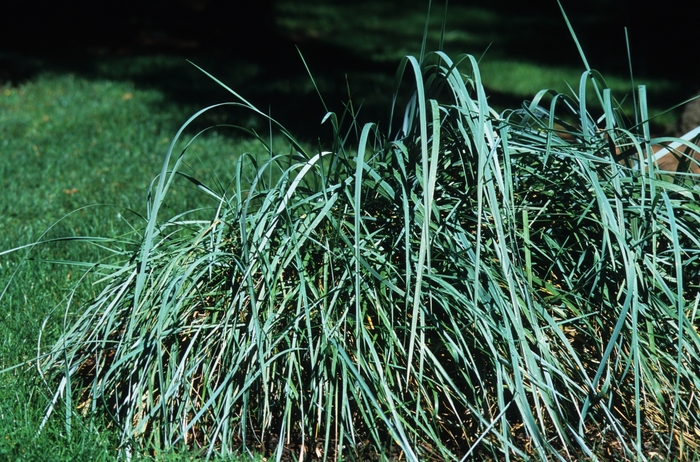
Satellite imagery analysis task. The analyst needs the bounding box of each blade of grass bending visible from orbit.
[0,204,131,313]
[577,70,605,144]
[522,209,533,287]
[461,53,493,332]
[411,98,441,423]
[296,47,329,114]
[558,1,590,72]
[188,61,278,123]
[261,151,331,249]
[134,102,237,314]
[580,250,635,425]
[662,191,685,457]
[624,28,640,126]
[639,85,655,183]
[189,62,309,169]
[650,126,700,162]
[354,124,372,362]
[389,58,412,138]
[403,54,429,386]
[419,0,432,63]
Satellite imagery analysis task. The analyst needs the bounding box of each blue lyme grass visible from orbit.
[2,8,700,461]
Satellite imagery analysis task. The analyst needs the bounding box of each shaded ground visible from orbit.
[3,0,699,140]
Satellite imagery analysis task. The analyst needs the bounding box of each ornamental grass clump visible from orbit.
[36,45,700,462]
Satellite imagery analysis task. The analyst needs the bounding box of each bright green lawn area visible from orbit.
[0,74,277,461]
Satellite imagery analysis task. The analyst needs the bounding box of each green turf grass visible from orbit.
[0,74,279,461]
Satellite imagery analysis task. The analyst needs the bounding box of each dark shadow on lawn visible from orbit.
[2,0,698,141]
[1,12,401,144]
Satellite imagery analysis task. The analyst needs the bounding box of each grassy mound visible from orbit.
[1,3,688,453]
[36,49,700,460]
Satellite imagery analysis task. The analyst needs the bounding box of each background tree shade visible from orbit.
[2,0,699,139]
[5,0,699,73]
[2,0,275,54]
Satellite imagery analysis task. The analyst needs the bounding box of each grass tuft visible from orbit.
[5,19,700,462]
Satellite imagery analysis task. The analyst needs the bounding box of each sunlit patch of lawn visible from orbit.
[0,72,290,462]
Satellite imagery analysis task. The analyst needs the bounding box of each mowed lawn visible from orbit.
[0,73,283,460]
[1,1,697,460]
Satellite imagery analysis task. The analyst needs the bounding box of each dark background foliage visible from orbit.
[6,0,698,72]
[3,0,699,138]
